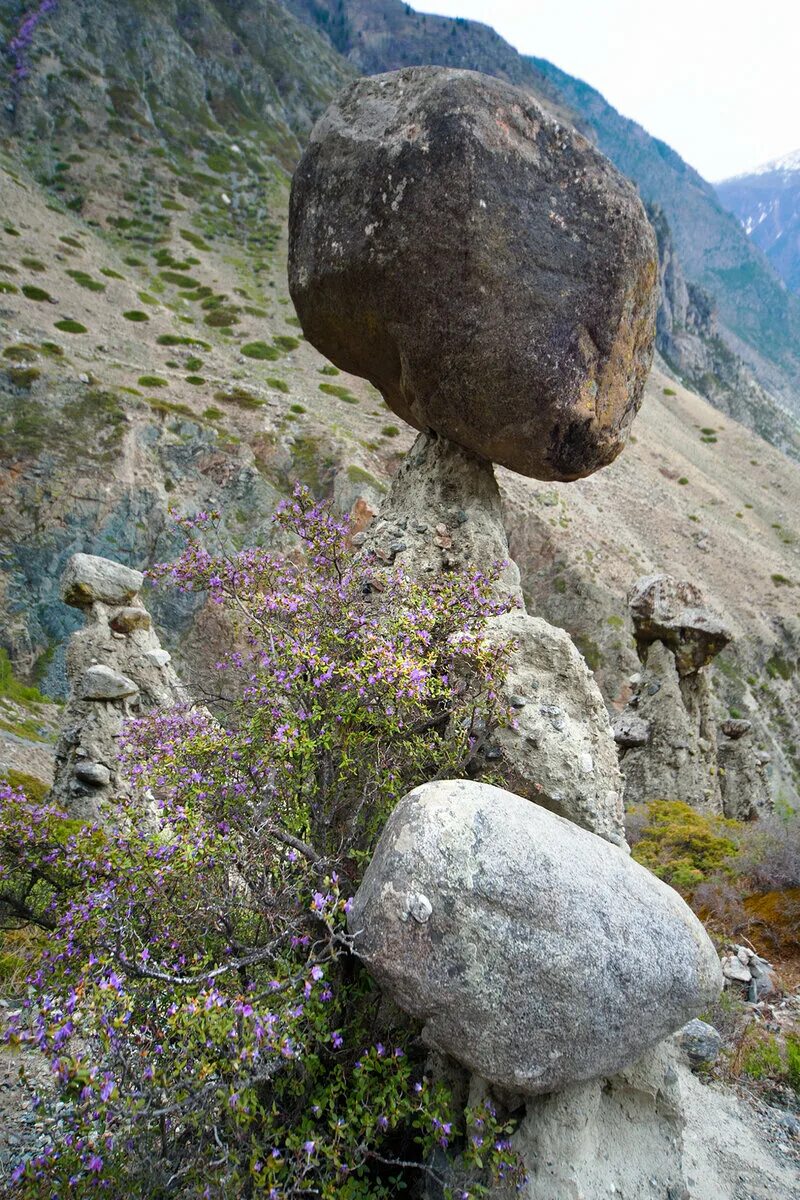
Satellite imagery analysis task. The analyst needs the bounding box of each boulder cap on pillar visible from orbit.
[289,67,658,482]
[61,553,144,608]
[628,574,732,675]
[349,779,722,1095]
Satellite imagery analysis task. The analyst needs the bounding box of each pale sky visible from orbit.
[420,1,799,181]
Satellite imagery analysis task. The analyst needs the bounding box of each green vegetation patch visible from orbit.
[179,228,210,251]
[0,281,17,294]
[67,269,105,292]
[629,800,739,894]
[161,271,202,289]
[3,343,38,362]
[766,655,795,681]
[156,335,210,349]
[138,375,168,388]
[320,382,358,403]
[7,366,41,388]
[381,424,400,437]
[319,364,339,376]
[274,335,300,352]
[185,375,205,386]
[242,341,280,361]
[54,319,87,334]
[268,377,290,393]
[22,284,54,302]
[215,387,264,410]
[21,256,47,272]
[0,648,48,707]
[123,310,150,322]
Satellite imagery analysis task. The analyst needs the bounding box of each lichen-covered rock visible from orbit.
[61,553,144,608]
[349,779,722,1095]
[629,575,732,676]
[289,67,658,481]
[487,610,626,845]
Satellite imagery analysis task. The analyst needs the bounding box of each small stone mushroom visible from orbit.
[628,575,732,675]
[289,67,658,481]
[61,553,144,608]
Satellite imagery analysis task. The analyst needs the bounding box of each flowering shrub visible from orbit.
[1,488,523,1197]
[7,1,58,84]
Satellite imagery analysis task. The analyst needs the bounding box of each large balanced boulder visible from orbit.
[349,779,721,1095]
[289,67,658,482]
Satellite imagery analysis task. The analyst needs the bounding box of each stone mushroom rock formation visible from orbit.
[289,66,658,481]
[349,779,722,1096]
[615,575,767,817]
[629,574,732,676]
[51,553,188,821]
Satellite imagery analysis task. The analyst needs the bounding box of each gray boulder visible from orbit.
[349,779,722,1095]
[78,665,139,701]
[613,712,651,748]
[289,67,658,481]
[61,553,144,608]
[488,610,626,846]
[678,1018,723,1067]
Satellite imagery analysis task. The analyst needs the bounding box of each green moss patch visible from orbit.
[123,310,149,322]
[138,375,168,388]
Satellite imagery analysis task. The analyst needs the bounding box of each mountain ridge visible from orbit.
[717,150,800,297]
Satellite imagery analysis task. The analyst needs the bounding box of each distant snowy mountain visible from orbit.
[717,149,800,293]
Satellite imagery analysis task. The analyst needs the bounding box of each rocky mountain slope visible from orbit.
[0,0,798,812]
[717,149,800,295]
[286,0,800,433]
